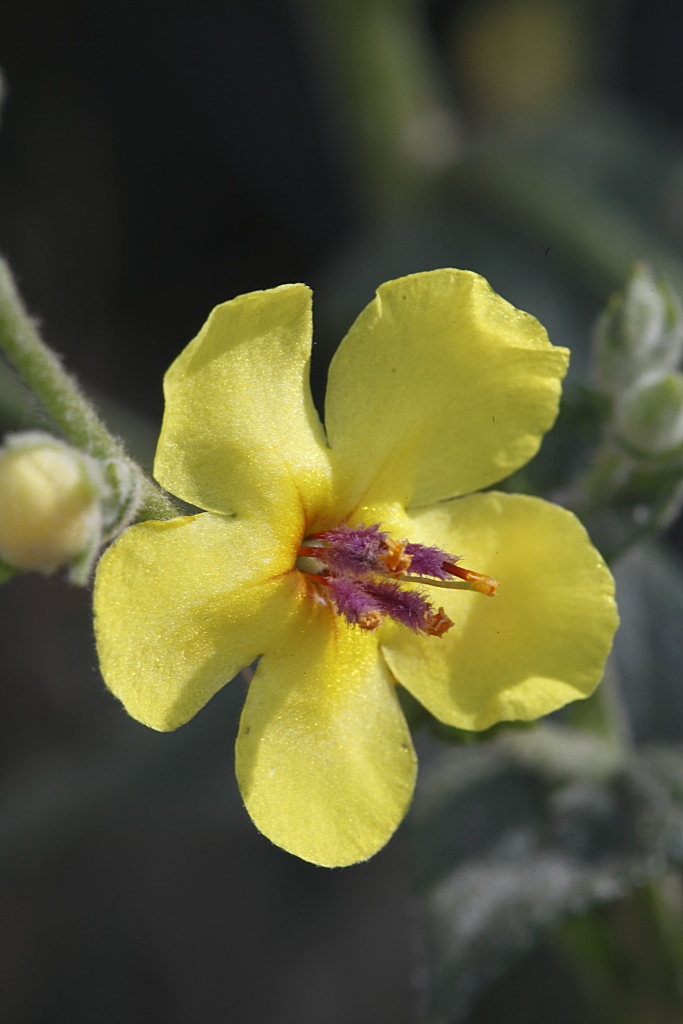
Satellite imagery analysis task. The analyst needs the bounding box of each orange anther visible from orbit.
[422,606,454,637]
[380,538,412,576]
[442,561,498,596]
[358,610,384,631]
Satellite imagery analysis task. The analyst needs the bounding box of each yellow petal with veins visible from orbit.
[325,270,568,516]
[154,284,332,523]
[236,600,416,867]
[94,512,304,730]
[375,492,618,731]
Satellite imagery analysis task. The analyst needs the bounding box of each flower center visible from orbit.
[296,523,497,636]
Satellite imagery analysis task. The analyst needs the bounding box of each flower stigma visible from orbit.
[296,523,498,636]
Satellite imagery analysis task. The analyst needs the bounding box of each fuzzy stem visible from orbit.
[0,257,178,523]
[134,474,180,523]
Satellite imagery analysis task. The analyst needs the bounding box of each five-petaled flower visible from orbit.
[94,269,618,867]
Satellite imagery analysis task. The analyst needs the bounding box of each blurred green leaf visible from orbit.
[642,749,683,865]
[558,878,683,1024]
[412,732,669,1023]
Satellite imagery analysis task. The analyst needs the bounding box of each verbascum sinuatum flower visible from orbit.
[94,270,618,866]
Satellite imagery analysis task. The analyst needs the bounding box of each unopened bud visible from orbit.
[0,434,102,572]
[614,372,683,458]
[594,264,683,395]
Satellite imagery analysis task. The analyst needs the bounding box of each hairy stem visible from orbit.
[0,257,178,522]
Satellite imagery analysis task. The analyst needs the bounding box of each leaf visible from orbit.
[411,730,670,1023]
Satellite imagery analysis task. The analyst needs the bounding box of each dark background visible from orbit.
[1,1,683,1021]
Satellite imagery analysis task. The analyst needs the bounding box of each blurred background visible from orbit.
[3,1,683,1021]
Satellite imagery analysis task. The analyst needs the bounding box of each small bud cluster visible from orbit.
[298,524,461,636]
[574,264,683,557]
[594,263,683,459]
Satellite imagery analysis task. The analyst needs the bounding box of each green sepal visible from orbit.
[614,372,683,458]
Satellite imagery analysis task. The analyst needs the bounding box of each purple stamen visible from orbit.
[360,577,435,632]
[326,576,385,629]
[326,574,445,635]
[314,524,389,576]
[300,523,459,636]
[403,541,458,579]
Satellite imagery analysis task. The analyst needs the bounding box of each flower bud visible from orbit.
[614,372,683,458]
[0,434,102,572]
[593,264,683,396]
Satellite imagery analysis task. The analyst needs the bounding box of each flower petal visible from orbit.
[235,602,417,867]
[324,270,568,514]
[94,512,303,730]
[154,284,332,520]
[377,492,618,731]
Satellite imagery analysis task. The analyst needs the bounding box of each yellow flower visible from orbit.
[94,269,618,867]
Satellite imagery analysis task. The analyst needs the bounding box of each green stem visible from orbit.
[135,475,180,523]
[293,0,456,217]
[0,257,178,523]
